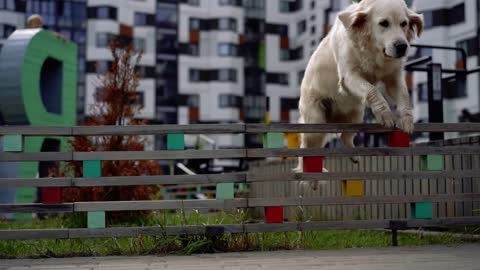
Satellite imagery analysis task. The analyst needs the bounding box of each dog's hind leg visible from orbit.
[297,132,329,191]
[340,107,364,164]
[341,132,360,164]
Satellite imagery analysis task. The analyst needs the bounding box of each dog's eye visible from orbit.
[401,21,408,27]
[379,20,390,28]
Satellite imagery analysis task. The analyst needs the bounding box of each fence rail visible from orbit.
[2,146,480,161]
[1,193,477,213]
[1,123,480,243]
[1,171,480,188]
[1,217,480,240]
[1,123,480,136]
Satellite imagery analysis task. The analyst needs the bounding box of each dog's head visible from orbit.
[339,0,424,59]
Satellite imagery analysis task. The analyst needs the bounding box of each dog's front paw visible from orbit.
[375,110,394,128]
[397,112,414,134]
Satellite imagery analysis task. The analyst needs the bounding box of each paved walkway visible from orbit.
[1,244,479,270]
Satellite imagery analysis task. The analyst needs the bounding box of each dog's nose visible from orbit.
[395,42,408,57]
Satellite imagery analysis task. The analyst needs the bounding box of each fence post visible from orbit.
[84,160,105,229]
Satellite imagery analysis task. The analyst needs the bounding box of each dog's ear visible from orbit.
[339,9,370,31]
[407,10,424,39]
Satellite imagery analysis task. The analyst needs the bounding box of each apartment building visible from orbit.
[411,0,480,127]
[1,0,478,147]
[264,0,331,124]
[177,0,246,148]
[85,0,157,121]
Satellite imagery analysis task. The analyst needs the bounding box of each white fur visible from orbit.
[296,0,424,189]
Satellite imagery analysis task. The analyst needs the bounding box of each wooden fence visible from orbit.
[250,136,480,221]
[0,123,480,242]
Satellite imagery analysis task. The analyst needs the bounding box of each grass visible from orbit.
[0,210,474,259]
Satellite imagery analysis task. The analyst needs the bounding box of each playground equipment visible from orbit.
[0,123,479,245]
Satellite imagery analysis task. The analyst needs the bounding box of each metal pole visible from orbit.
[427,63,444,141]
[392,229,398,247]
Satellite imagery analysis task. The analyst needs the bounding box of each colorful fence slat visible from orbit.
[167,133,185,151]
[216,183,234,200]
[421,155,444,171]
[83,160,105,229]
[264,132,285,223]
[2,135,23,152]
[411,202,433,219]
[342,180,364,197]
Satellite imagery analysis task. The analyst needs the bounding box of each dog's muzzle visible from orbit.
[394,41,408,58]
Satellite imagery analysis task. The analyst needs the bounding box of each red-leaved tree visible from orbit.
[52,40,161,222]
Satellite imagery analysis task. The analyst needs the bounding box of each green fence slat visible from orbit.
[167,133,185,150]
[88,211,106,229]
[83,160,104,228]
[420,155,444,171]
[263,132,284,149]
[411,202,433,219]
[216,183,234,200]
[83,160,101,177]
[3,135,23,152]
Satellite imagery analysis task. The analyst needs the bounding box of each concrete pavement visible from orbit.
[1,244,479,270]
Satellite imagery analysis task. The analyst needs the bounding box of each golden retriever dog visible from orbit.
[297,0,424,189]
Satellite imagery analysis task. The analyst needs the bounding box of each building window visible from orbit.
[218,43,238,57]
[310,25,316,34]
[218,18,237,31]
[421,3,465,30]
[219,94,242,108]
[417,83,428,103]
[96,33,116,48]
[157,3,177,28]
[186,95,200,107]
[189,44,199,56]
[134,13,151,26]
[267,73,289,85]
[244,0,265,9]
[0,24,16,39]
[219,0,240,6]
[297,20,306,35]
[298,70,305,86]
[279,0,290,12]
[279,0,302,12]
[291,46,303,60]
[457,38,478,57]
[134,92,145,106]
[218,69,237,82]
[0,0,15,11]
[98,7,110,18]
[157,32,177,54]
[134,38,146,51]
[280,47,303,61]
[190,18,200,30]
[98,61,110,73]
[280,49,290,61]
[94,87,104,102]
[186,0,200,5]
[266,23,288,35]
[310,0,315,9]
[189,69,201,82]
